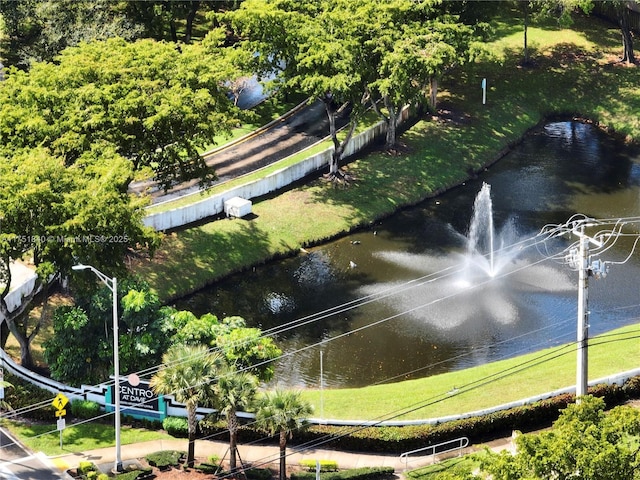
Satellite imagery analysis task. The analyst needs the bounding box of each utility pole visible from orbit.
[576,230,589,398]
[567,224,609,400]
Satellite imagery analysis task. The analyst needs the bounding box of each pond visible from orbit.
[176,121,640,389]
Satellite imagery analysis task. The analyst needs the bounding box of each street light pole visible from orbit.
[72,264,122,472]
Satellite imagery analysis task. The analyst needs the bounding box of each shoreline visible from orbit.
[133,14,640,304]
[149,112,622,305]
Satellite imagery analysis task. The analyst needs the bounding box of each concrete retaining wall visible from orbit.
[143,108,409,231]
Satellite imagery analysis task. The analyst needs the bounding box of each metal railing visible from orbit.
[399,437,469,469]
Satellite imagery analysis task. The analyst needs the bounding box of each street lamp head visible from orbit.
[72,264,89,271]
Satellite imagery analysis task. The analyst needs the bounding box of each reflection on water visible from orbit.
[176,122,640,389]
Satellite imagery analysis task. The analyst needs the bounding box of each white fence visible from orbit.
[0,262,38,319]
[4,341,640,426]
[143,108,410,231]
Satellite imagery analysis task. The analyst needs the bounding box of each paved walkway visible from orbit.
[48,435,514,478]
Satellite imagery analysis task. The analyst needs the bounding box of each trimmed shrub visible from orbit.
[3,372,57,421]
[246,467,274,480]
[115,469,154,480]
[71,399,101,419]
[291,467,395,480]
[299,460,339,472]
[195,463,222,474]
[78,461,97,474]
[162,416,189,438]
[146,450,185,469]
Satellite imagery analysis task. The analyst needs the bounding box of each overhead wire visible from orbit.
[2,216,639,441]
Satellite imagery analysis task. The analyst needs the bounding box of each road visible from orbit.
[0,428,68,479]
[131,99,347,205]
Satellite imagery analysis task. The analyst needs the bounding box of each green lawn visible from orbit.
[4,420,172,457]
[300,323,640,421]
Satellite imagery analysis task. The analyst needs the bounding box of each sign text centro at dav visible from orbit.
[116,379,159,411]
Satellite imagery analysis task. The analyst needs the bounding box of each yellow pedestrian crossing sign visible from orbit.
[52,393,69,411]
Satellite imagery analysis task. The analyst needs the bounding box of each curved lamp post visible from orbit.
[72,264,122,472]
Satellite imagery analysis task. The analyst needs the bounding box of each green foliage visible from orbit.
[286,379,640,454]
[256,389,314,438]
[479,395,640,480]
[145,450,185,469]
[113,468,153,480]
[151,344,223,466]
[3,372,56,421]
[0,0,145,67]
[291,467,395,480]
[246,467,276,480]
[162,416,189,438]
[45,279,172,386]
[167,312,282,383]
[70,399,101,419]
[0,37,242,190]
[299,460,339,472]
[78,460,97,474]
[194,462,223,474]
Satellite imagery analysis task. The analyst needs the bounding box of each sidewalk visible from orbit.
[48,435,515,477]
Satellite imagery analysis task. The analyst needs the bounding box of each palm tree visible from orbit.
[150,344,223,467]
[215,367,258,473]
[255,390,314,480]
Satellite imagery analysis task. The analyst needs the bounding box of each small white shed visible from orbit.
[224,196,252,218]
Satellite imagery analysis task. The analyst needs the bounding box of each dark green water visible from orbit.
[176,121,640,389]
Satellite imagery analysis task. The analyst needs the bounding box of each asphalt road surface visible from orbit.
[0,428,67,479]
[131,99,346,205]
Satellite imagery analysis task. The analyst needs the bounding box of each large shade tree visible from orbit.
[0,147,156,368]
[0,0,144,67]
[370,8,479,147]
[223,0,480,167]
[150,344,224,467]
[223,0,371,181]
[255,389,313,480]
[0,37,242,191]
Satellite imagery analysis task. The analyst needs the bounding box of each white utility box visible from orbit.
[224,196,252,218]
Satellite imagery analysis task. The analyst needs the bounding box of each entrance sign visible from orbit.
[117,378,159,412]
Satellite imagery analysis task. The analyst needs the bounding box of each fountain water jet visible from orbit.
[461,182,519,283]
[361,182,573,332]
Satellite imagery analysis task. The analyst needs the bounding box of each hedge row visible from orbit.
[291,467,395,480]
[197,378,640,454]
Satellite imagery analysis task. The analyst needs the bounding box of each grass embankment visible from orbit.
[300,323,640,421]
[134,13,640,302]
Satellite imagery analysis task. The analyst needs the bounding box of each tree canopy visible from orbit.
[44,282,281,387]
[150,343,224,467]
[478,396,640,480]
[222,0,481,173]
[0,36,241,191]
[0,147,156,368]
